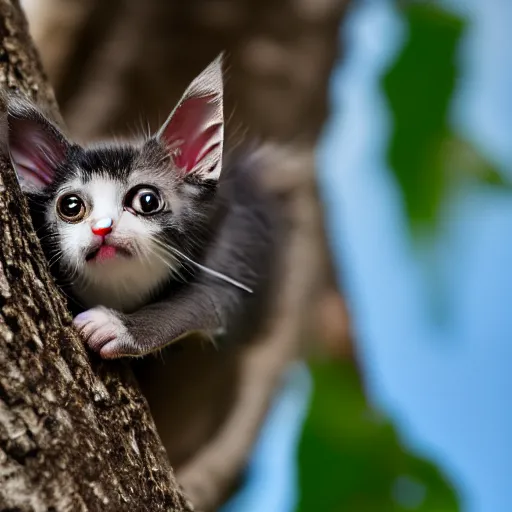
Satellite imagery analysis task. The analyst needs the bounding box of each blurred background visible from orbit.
[20,0,512,510]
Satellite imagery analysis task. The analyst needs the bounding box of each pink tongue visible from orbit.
[96,245,117,262]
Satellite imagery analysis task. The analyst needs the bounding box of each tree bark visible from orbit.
[23,0,351,509]
[0,1,192,510]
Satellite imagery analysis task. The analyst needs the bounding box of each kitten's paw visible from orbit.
[73,307,137,359]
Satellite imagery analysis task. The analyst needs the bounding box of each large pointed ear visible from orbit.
[6,97,70,191]
[156,54,224,180]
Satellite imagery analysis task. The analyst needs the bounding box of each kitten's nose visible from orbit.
[91,217,113,237]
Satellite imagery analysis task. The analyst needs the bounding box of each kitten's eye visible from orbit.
[57,194,87,223]
[126,187,163,215]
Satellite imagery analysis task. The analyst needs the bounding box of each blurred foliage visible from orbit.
[382,3,508,232]
[294,4,510,511]
[296,360,459,512]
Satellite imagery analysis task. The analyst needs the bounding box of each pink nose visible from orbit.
[91,218,113,237]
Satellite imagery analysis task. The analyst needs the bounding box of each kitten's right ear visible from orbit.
[156,54,224,181]
[5,98,70,191]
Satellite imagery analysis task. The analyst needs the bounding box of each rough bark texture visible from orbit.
[0,1,192,510]
[23,0,351,509]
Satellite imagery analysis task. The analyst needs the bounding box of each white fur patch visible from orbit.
[77,250,174,312]
[47,174,179,313]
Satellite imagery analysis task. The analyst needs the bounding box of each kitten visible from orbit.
[5,56,278,359]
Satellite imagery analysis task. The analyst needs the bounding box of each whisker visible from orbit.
[148,244,189,284]
[47,251,63,268]
[152,237,253,294]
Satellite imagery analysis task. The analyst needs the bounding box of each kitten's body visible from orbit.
[6,56,278,358]
[30,144,277,346]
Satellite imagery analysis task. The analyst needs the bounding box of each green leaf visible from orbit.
[382,4,466,229]
[296,360,459,512]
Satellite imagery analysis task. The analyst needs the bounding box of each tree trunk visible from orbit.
[0,1,192,510]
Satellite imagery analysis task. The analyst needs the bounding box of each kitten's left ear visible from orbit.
[3,97,70,192]
[157,54,224,181]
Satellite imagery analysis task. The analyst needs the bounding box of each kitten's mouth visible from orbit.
[86,244,132,263]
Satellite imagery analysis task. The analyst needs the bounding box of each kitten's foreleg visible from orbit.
[74,282,233,359]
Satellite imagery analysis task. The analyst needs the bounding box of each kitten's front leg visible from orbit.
[74,284,226,359]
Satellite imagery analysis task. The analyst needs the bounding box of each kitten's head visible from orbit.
[6,56,224,312]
